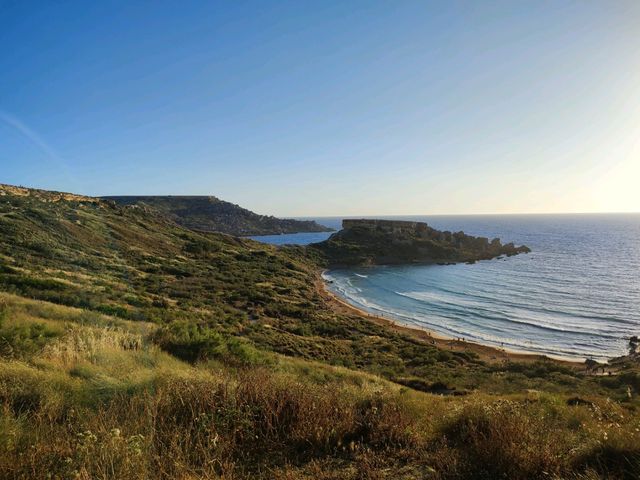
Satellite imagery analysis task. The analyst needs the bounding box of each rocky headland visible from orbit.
[311,218,531,266]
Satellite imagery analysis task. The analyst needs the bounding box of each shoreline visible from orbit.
[317,271,583,367]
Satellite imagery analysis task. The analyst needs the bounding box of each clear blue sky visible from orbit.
[2,1,639,216]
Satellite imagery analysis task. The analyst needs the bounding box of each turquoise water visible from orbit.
[248,231,334,245]
[252,214,640,361]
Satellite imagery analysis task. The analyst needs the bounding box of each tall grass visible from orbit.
[0,267,638,477]
[0,366,424,479]
[1,356,639,479]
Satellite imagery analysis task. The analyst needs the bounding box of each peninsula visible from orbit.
[311,218,531,266]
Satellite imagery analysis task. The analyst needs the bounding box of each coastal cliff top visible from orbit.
[0,184,99,203]
[311,218,530,266]
[104,195,333,236]
[0,184,332,237]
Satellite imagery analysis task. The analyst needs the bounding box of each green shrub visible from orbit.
[0,321,62,358]
[0,265,18,275]
[153,322,265,365]
[0,301,6,326]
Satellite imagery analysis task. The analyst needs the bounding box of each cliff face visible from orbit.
[311,219,530,266]
[103,196,333,236]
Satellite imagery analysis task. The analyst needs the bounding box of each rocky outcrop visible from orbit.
[311,219,530,266]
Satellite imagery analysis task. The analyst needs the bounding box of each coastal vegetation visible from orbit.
[103,194,333,236]
[0,184,638,478]
[312,219,530,266]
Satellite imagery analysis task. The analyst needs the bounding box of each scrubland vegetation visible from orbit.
[0,185,639,478]
[1,294,639,479]
[103,195,333,236]
[311,218,530,266]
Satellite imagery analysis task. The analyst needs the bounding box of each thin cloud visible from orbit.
[0,109,75,182]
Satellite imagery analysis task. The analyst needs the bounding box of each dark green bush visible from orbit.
[153,322,265,365]
[0,321,61,358]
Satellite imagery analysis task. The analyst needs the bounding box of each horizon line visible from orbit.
[288,211,640,218]
[2,182,639,218]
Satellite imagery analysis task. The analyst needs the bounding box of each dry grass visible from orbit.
[0,289,639,478]
[0,366,426,479]
[1,355,639,479]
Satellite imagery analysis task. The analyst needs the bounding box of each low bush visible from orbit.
[153,321,266,365]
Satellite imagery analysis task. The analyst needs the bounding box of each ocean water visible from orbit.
[252,214,640,361]
[248,231,334,245]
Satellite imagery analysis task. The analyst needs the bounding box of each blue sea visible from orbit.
[251,214,640,361]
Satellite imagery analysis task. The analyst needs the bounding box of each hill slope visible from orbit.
[0,184,484,377]
[103,195,333,236]
[0,184,639,479]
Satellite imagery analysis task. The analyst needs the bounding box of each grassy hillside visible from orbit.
[104,195,333,236]
[0,184,639,479]
[1,293,639,479]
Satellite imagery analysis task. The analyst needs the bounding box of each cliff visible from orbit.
[103,195,333,236]
[311,218,530,266]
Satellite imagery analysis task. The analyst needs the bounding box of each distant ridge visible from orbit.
[103,195,333,237]
[0,184,99,203]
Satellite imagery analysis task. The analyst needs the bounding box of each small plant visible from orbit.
[0,300,7,327]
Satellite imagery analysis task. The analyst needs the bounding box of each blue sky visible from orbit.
[1,1,639,216]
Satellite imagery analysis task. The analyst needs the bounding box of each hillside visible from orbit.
[0,184,492,384]
[103,195,333,236]
[312,219,531,266]
[0,184,638,479]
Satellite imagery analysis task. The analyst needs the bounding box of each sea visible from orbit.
[250,214,640,361]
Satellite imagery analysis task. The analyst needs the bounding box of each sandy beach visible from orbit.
[316,272,582,367]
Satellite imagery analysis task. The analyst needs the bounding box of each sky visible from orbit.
[1,1,639,217]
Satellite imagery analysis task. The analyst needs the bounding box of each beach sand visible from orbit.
[316,273,582,367]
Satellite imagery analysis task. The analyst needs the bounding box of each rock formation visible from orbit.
[311,219,530,266]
